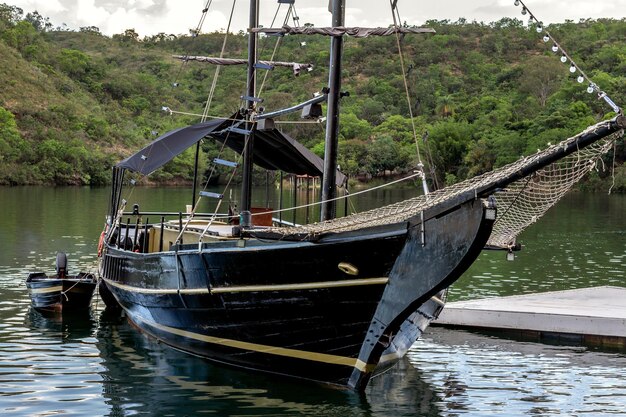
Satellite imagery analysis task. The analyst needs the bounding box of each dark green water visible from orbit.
[1,186,625,416]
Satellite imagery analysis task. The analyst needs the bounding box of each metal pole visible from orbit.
[159,216,164,252]
[344,178,349,218]
[191,142,200,208]
[292,175,297,226]
[320,0,344,221]
[240,0,259,223]
[305,176,311,224]
[265,170,270,207]
[279,171,283,224]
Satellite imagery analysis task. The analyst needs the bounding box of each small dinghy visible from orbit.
[26,252,97,313]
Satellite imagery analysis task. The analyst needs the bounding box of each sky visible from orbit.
[7,0,626,37]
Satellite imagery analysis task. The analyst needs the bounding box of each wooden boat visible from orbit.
[97,0,624,390]
[26,252,97,313]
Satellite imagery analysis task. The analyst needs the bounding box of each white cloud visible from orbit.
[13,0,67,14]
[7,0,626,36]
[75,0,110,26]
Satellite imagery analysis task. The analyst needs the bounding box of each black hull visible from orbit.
[26,272,97,313]
[100,197,494,389]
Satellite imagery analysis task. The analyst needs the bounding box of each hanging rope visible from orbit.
[389,1,431,196]
[201,0,238,121]
[135,0,222,181]
[170,1,215,95]
[389,1,423,167]
[189,0,239,221]
[257,4,297,101]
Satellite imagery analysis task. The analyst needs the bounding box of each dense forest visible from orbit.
[1,3,625,191]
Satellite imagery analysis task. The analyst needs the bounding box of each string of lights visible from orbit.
[513,0,621,114]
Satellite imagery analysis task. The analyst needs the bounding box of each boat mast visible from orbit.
[240,0,259,225]
[320,0,345,221]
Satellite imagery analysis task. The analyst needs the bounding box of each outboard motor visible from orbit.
[56,252,68,279]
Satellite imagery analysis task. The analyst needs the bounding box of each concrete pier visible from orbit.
[435,286,626,349]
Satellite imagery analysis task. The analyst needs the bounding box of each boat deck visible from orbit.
[434,286,626,349]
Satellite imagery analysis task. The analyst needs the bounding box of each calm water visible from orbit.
[1,186,625,416]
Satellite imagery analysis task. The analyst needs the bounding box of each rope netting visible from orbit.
[263,119,623,241]
[486,136,615,248]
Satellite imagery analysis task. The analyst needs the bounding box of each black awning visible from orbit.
[115,116,345,185]
[211,127,346,186]
[116,117,229,175]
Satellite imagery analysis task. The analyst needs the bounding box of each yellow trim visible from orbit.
[379,351,403,364]
[28,285,62,294]
[103,277,388,295]
[212,278,388,293]
[137,316,377,373]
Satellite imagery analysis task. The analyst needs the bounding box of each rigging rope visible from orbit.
[170,0,214,95]
[247,172,422,218]
[390,1,427,191]
[260,119,623,240]
[202,0,237,121]
[257,3,296,102]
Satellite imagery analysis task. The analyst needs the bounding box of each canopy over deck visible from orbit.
[116,115,345,185]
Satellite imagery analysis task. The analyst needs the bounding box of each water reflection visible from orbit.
[411,327,626,416]
[96,309,442,416]
[0,304,106,416]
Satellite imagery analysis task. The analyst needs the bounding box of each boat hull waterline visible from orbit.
[100,197,494,389]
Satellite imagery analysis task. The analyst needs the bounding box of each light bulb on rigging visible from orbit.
[587,85,595,94]
[577,75,585,83]
[551,44,559,52]
[560,55,568,63]
[514,0,520,6]
[569,65,576,73]
[521,7,527,15]
[543,35,550,42]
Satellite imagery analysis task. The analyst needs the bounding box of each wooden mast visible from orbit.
[320,0,345,221]
[240,0,259,226]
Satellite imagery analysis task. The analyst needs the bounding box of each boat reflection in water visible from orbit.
[25,304,97,341]
[95,309,444,416]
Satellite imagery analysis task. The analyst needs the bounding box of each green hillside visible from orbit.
[1,4,625,190]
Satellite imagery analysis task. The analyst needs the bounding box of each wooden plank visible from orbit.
[435,286,626,339]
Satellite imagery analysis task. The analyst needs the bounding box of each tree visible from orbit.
[365,136,410,176]
[372,114,418,145]
[58,49,91,79]
[25,11,51,32]
[429,120,474,181]
[518,56,564,107]
[435,94,454,118]
[113,28,140,43]
[2,20,39,54]
[0,106,26,162]
[0,4,22,30]
[339,112,370,140]
[339,139,368,176]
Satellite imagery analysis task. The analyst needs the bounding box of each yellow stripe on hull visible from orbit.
[103,276,388,295]
[135,315,377,373]
[28,285,63,294]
